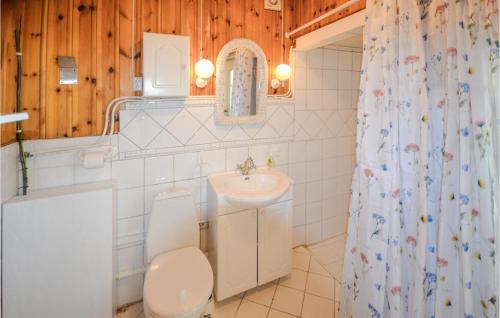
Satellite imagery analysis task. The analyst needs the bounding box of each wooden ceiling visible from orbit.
[1,0,365,145]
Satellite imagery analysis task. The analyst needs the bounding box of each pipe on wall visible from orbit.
[286,0,361,38]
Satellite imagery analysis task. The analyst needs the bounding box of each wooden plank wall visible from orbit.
[1,0,365,145]
[2,0,118,143]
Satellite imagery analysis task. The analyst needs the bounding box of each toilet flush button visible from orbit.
[180,290,189,301]
[180,290,188,296]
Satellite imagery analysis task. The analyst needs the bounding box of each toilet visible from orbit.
[143,188,214,318]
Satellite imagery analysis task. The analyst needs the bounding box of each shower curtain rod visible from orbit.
[285,0,361,39]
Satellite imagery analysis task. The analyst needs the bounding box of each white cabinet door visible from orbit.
[216,209,258,300]
[258,200,292,285]
[142,32,189,97]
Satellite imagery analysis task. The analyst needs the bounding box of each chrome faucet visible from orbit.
[237,157,256,175]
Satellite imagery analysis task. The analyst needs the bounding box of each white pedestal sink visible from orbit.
[208,168,293,208]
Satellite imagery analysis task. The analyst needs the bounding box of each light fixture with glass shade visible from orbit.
[195,0,214,89]
[270,5,291,90]
[195,58,214,88]
[275,63,291,82]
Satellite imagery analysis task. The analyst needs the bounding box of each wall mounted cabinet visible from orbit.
[142,33,190,97]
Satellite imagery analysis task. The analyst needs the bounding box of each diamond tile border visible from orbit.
[120,111,164,149]
[118,101,296,158]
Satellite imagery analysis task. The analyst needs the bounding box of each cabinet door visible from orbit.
[142,32,189,97]
[258,200,292,285]
[216,209,257,300]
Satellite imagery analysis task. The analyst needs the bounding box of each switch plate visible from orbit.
[57,56,77,85]
[133,77,143,91]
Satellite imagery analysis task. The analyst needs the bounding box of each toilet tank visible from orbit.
[146,188,199,262]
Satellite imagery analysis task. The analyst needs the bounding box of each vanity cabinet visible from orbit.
[207,182,293,301]
[258,200,293,284]
[217,209,258,299]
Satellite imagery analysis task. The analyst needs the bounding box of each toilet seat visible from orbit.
[143,246,213,318]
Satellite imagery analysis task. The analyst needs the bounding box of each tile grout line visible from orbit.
[232,293,245,318]
[276,272,336,302]
[266,278,304,318]
[307,240,343,316]
[266,280,280,318]
[298,254,312,317]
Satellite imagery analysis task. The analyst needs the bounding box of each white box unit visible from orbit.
[142,32,190,97]
[2,181,116,318]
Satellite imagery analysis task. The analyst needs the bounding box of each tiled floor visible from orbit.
[116,234,347,318]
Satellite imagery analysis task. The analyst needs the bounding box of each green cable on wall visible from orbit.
[15,20,29,196]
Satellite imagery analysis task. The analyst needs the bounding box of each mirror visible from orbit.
[216,39,268,124]
[223,48,258,117]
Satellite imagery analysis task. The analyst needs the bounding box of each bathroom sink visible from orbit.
[208,168,293,208]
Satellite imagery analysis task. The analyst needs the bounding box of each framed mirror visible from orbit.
[215,39,268,125]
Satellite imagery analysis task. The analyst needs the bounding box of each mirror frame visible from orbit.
[215,39,268,125]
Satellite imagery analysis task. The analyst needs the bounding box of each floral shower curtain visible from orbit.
[341,1,499,317]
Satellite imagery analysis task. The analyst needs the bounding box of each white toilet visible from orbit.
[143,188,214,318]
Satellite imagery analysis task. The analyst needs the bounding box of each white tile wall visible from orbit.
[1,46,361,308]
[117,274,144,306]
[145,155,174,185]
[10,102,296,307]
[1,143,19,203]
[200,149,226,176]
[292,46,360,246]
[112,158,145,189]
[117,187,144,219]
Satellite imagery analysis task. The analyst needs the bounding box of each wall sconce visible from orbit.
[271,63,291,89]
[195,59,214,88]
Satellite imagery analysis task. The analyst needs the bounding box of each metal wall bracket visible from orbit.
[57,56,77,85]
[199,221,209,230]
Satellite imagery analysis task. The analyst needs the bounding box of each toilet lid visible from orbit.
[143,247,213,318]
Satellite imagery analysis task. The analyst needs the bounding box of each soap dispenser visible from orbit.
[266,151,274,169]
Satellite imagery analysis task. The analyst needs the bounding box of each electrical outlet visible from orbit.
[133,77,143,91]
